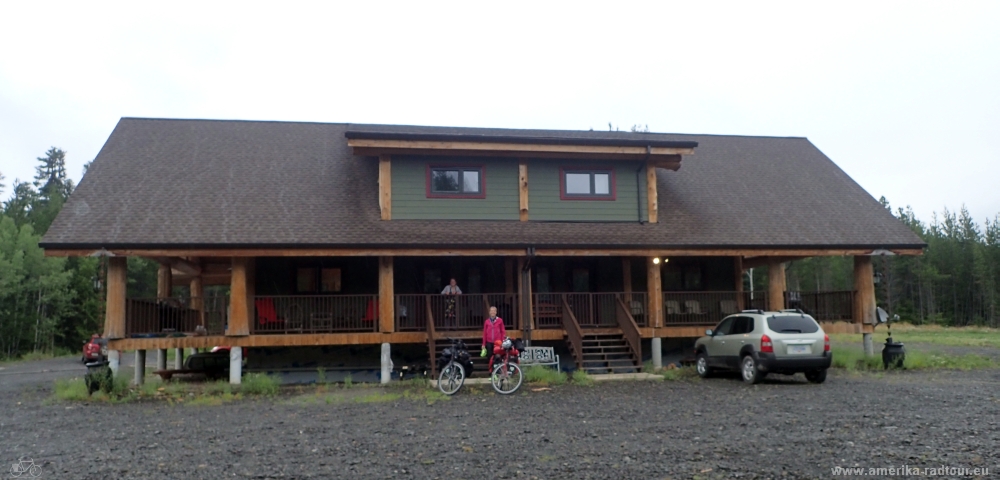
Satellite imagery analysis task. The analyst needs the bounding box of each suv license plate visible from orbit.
[788,345,810,355]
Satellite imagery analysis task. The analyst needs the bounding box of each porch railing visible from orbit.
[251,295,379,334]
[125,297,202,336]
[662,291,766,325]
[561,296,585,370]
[532,293,565,329]
[202,296,229,335]
[786,290,855,322]
[395,294,429,332]
[615,297,643,364]
[485,293,519,331]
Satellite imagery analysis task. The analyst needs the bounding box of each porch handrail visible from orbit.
[561,295,585,370]
[251,295,378,334]
[125,297,201,336]
[615,297,643,367]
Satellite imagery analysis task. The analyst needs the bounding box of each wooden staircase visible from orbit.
[579,332,641,374]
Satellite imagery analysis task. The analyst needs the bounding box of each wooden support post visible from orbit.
[379,155,392,220]
[104,257,127,339]
[379,256,395,333]
[647,257,663,328]
[156,263,172,299]
[518,161,529,222]
[190,276,204,326]
[646,161,658,224]
[734,256,744,310]
[854,256,876,356]
[767,259,786,311]
[228,257,253,336]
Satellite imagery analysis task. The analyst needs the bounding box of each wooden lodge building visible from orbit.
[40,118,925,382]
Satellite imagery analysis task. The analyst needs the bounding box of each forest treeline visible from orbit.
[1,149,997,359]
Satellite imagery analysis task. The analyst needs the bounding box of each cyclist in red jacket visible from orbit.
[481,306,506,370]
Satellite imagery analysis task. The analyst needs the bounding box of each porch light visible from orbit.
[652,257,660,265]
[873,272,883,285]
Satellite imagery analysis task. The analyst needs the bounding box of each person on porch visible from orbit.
[441,278,462,328]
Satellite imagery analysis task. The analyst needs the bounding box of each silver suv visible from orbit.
[694,310,831,384]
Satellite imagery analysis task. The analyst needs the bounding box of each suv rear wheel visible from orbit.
[805,369,827,384]
[695,352,713,378]
[741,355,765,384]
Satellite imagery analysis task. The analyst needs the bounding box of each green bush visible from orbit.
[524,366,566,385]
[54,378,90,401]
[570,370,594,386]
[660,366,698,381]
[240,373,280,396]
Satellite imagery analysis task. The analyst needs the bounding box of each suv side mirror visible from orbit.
[705,329,713,336]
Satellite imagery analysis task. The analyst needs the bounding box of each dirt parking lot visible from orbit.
[2,362,999,479]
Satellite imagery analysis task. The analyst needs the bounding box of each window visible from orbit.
[427,166,485,198]
[730,316,754,335]
[767,315,820,334]
[713,317,735,336]
[297,268,317,292]
[560,168,615,200]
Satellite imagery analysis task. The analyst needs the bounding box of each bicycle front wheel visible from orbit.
[437,362,465,396]
[491,362,523,395]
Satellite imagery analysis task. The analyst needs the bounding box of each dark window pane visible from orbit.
[714,317,734,335]
[462,170,480,193]
[565,173,591,194]
[432,170,460,192]
[594,173,610,194]
[767,315,820,334]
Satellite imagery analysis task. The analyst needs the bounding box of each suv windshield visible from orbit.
[767,315,819,334]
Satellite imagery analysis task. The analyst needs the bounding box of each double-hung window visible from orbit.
[427,166,485,198]
[560,168,615,200]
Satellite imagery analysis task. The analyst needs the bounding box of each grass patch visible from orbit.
[342,373,353,388]
[523,366,566,386]
[831,345,996,371]
[570,370,594,386]
[660,366,698,381]
[316,367,326,384]
[54,378,90,401]
[831,323,1000,349]
[240,373,280,396]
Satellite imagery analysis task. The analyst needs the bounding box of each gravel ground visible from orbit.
[2,363,999,479]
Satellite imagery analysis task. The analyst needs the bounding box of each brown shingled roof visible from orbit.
[39,118,924,250]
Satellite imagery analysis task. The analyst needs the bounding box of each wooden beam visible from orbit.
[741,255,803,270]
[853,256,875,325]
[45,247,927,258]
[647,257,663,328]
[228,257,253,336]
[734,256,745,311]
[518,160,529,222]
[646,161,658,223]
[767,259,786,311]
[379,256,395,333]
[379,155,391,220]
[104,257,127,339]
[149,256,201,276]
[348,138,696,157]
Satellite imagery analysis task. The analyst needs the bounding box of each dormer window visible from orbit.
[560,167,615,200]
[427,165,486,198]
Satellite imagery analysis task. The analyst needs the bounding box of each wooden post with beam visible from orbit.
[646,161,658,224]
[190,276,204,327]
[379,256,395,333]
[379,155,391,221]
[622,258,632,302]
[854,256,876,355]
[647,257,663,328]
[157,263,172,299]
[228,257,253,336]
[518,161,529,222]
[767,259,786,311]
[104,257,127,339]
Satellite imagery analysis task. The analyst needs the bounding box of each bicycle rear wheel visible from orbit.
[491,362,523,395]
[437,362,465,395]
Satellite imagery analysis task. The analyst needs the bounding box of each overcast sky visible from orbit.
[1,1,997,225]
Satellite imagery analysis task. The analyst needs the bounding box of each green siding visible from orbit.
[392,157,519,220]
[529,160,648,222]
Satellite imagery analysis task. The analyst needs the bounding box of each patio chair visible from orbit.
[684,300,703,314]
[665,300,682,315]
[255,298,279,325]
[720,300,738,315]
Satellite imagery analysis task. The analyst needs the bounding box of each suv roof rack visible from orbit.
[741,309,765,314]
[780,308,806,314]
